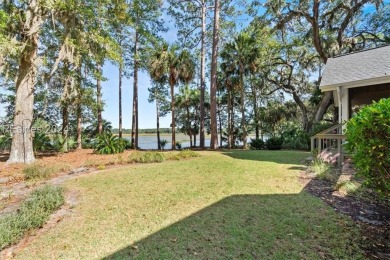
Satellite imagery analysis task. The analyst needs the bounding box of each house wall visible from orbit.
[349,83,390,118]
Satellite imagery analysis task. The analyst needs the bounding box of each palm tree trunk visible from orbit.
[199,0,206,149]
[118,61,123,138]
[132,30,139,149]
[170,82,176,150]
[186,105,192,147]
[97,64,103,135]
[240,68,247,149]
[156,98,161,150]
[210,0,220,150]
[227,88,232,149]
[251,83,259,140]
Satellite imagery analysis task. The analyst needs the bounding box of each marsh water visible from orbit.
[126,134,256,150]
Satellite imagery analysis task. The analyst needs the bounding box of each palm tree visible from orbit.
[220,32,260,149]
[148,42,170,150]
[167,47,195,150]
[176,85,199,147]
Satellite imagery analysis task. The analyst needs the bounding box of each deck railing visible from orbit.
[311,124,346,167]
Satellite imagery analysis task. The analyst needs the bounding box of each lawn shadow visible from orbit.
[221,150,310,166]
[104,193,361,260]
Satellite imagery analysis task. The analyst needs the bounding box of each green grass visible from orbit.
[0,185,64,250]
[15,151,364,259]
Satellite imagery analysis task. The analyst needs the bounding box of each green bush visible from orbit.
[52,135,77,152]
[345,98,390,196]
[266,137,283,150]
[0,134,11,151]
[128,151,165,163]
[33,132,53,152]
[23,164,56,180]
[249,138,265,150]
[176,142,182,150]
[94,133,125,154]
[281,127,310,150]
[0,185,64,250]
[160,139,168,150]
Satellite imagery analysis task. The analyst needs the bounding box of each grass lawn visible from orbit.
[15,151,363,259]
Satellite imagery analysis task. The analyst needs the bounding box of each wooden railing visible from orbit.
[311,124,346,167]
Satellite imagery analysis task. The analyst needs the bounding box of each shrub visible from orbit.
[176,141,182,150]
[0,134,12,151]
[0,185,64,250]
[128,151,165,163]
[93,133,125,154]
[23,164,56,180]
[33,132,53,153]
[122,138,133,149]
[177,149,199,159]
[160,139,168,150]
[345,98,390,196]
[249,138,265,150]
[266,137,283,150]
[281,127,310,150]
[52,135,77,152]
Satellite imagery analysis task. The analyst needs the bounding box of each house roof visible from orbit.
[320,45,390,91]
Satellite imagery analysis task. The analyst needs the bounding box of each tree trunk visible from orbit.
[227,88,232,149]
[76,103,82,150]
[209,0,220,150]
[240,68,247,149]
[251,83,259,140]
[199,0,206,149]
[118,61,123,138]
[97,64,103,135]
[61,105,68,152]
[313,91,333,124]
[170,82,176,150]
[186,104,192,147]
[156,98,161,150]
[7,0,41,164]
[132,30,139,149]
[218,106,223,148]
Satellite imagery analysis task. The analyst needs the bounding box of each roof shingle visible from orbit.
[320,45,390,88]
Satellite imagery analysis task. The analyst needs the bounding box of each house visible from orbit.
[320,44,390,124]
[312,45,390,165]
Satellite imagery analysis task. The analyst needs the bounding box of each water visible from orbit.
[126,134,257,150]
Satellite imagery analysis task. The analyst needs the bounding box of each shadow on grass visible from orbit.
[222,150,310,165]
[104,194,361,260]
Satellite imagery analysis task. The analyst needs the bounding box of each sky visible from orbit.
[101,4,253,130]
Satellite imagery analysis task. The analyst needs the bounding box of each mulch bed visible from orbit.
[300,171,390,259]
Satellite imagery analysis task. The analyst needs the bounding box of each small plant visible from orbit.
[178,149,199,159]
[128,151,165,163]
[93,133,125,154]
[334,181,361,195]
[249,138,265,150]
[0,185,64,250]
[309,159,336,182]
[97,165,106,170]
[345,98,390,196]
[23,164,56,180]
[266,137,283,150]
[160,139,168,150]
[176,141,182,150]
